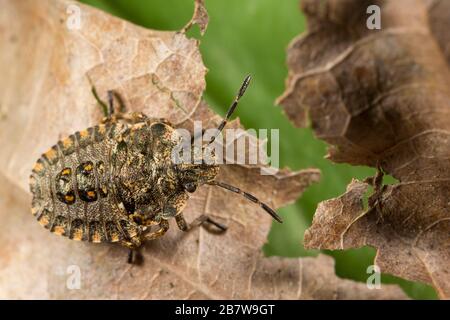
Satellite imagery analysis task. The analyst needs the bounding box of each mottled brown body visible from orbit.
[30,115,219,250]
[29,77,281,262]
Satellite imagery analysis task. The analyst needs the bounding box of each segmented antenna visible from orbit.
[208,180,283,223]
[207,75,252,145]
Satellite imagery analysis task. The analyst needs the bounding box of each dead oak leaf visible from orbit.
[0,0,207,188]
[182,0,209,35]
[277,0,450,298]
[0,0,406,299]
[0,172,407,299]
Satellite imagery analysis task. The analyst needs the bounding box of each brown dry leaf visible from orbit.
[1,165,407,299]
[182,0,209,35]
[277,0,450,298]
[0,0,407,299]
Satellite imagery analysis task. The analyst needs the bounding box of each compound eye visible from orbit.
[184,182,197,193]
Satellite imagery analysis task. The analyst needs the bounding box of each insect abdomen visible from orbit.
[30,123,140,244]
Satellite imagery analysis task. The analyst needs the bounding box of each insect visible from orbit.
[29,75,282,263]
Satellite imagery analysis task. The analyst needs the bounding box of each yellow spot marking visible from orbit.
[53,225,65,236]
[79,130,89,138]
[31,207,38,215]
[92,232,102,243]
[62,137,73,148]
[33,162,44,172]
[110,233,119,242]
[38,215,49,226]
[62,168,71,176]
[44,148,57,160]
[73,228,83,241]
[65,195,75,202]
[87,191,96,198]
[84,164,93,171]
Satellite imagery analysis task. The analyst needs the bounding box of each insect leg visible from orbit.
[112,90,127,113]
[90,86,133,123]
[143,219,170,241]
[120,238,143,264]
[117,112,149,124]
[120,238,141,249]
[191,129,206,145]
[175,214,227,232]
[127,249,134,264]
[101,111,148,125]
[91,85,109,117]
[104,89,127,116]
[126,249,143,264]
[107,90,114,116]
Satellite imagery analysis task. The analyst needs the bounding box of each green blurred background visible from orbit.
[80,0,437,299]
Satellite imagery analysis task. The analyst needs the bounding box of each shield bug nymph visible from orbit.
[29,75,282,263]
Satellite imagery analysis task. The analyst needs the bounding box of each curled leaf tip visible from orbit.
[182,0,209,35]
